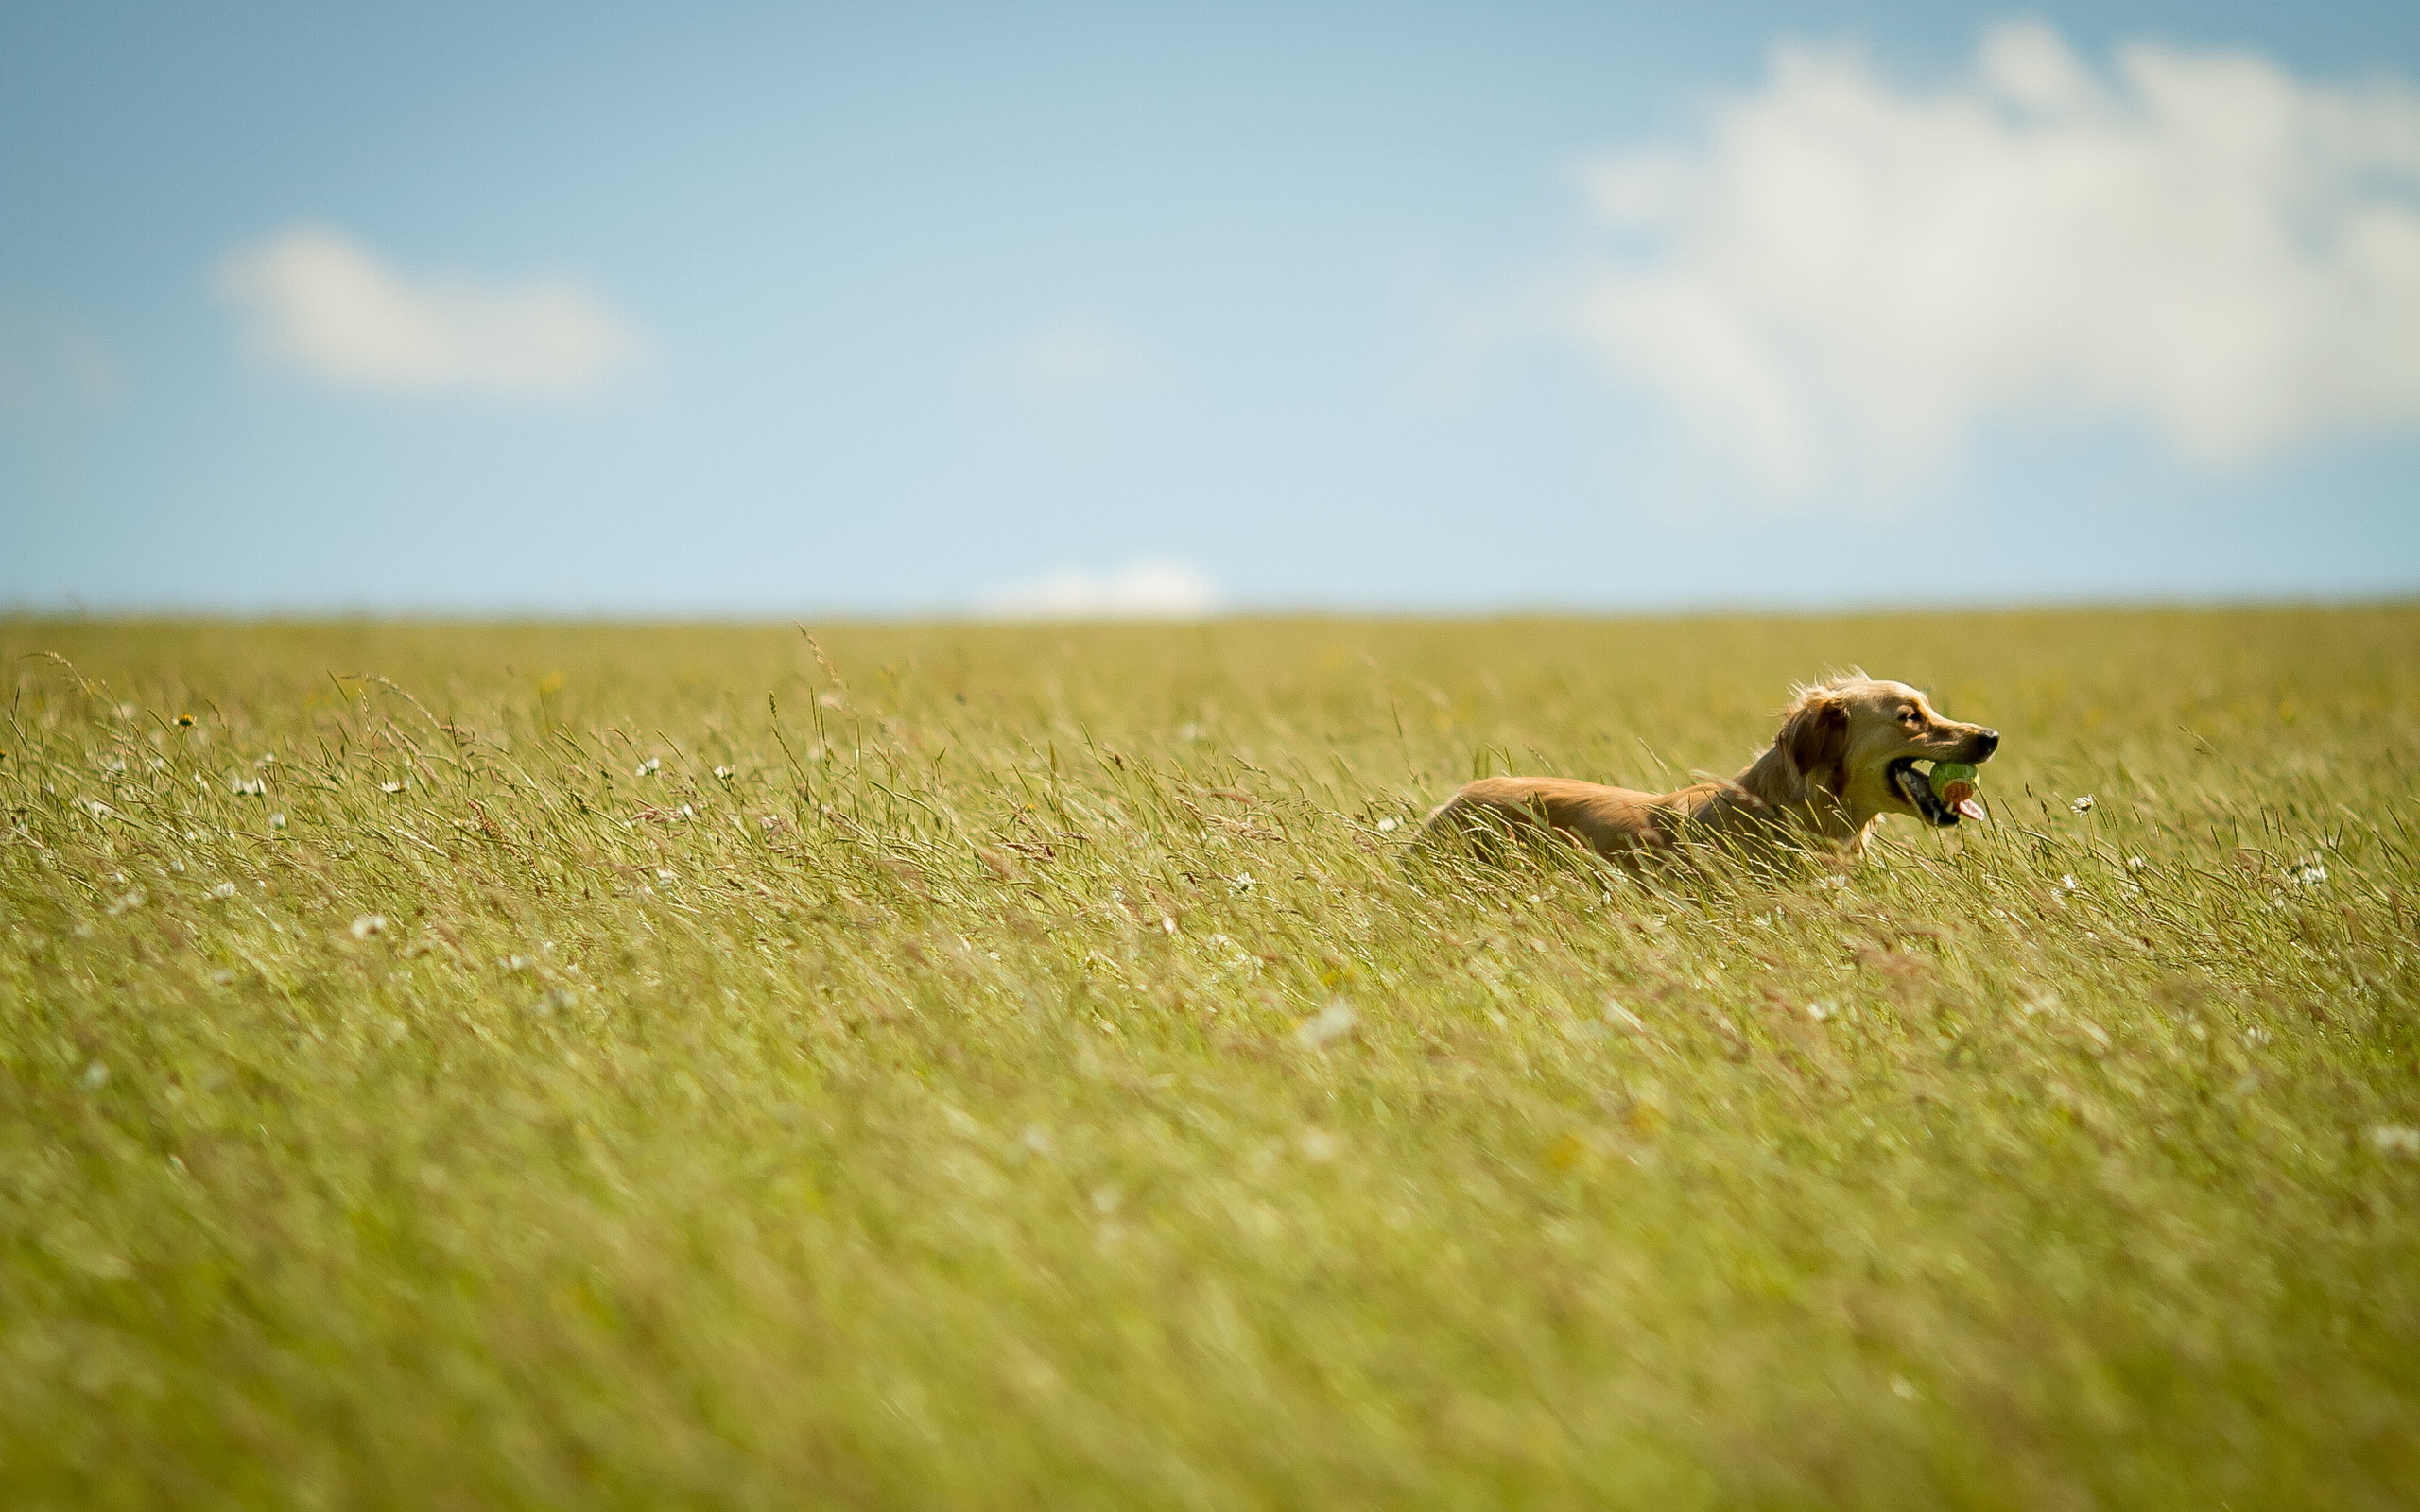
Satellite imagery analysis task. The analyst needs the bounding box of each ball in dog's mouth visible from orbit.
[1888,757,1986,827]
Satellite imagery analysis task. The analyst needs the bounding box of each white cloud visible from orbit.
[975,558,1220,620]
[216,225,641,398]
[981,318,1155,404]
[1567,22,2420,507]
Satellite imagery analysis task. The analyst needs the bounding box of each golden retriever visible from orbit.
[1419,674,1998,862]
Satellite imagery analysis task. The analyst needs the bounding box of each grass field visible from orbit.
[5,607,2418,1510]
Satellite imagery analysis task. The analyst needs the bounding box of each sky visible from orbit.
[3,0,2417,617]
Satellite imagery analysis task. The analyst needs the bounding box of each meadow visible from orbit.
[3,606,2416,1510]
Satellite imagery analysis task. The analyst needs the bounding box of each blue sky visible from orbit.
[4,0,2416,616]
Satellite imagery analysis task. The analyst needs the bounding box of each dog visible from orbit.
[1419,674,1998,863]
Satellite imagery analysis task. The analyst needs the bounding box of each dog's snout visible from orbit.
[1969,729,2000,761]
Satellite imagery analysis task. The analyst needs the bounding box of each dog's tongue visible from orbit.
[1956,797,1988,822]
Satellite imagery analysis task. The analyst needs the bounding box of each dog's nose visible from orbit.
[1972,729,2000,759]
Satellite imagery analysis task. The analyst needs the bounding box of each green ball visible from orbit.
[1929,762,1979,789]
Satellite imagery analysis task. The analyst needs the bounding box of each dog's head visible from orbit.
[1776,676,1999,827]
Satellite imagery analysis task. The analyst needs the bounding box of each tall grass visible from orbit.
[4,608,2416,1509]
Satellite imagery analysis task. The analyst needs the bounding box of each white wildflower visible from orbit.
[2060,874,2080,891]
[349,914,388,940]
[2370,1125,2420,1157]
[656,868,677,884]
[231,777,267,797]
[1294,1000,1357,1048]
[1375,817,1400,833]
[713,765,734,780]
[79,1060,110,1091]
[207,881,236,900]
[380,781,406,794]
[2292,863,2328,887]
[1229,872,1256,893]
[82,799,116,819]
[2126,856,2148,872]
[634,757,660,776]
[1806,1000,1835,1022]
[268,813,286,831]
[2070,795,2094,813]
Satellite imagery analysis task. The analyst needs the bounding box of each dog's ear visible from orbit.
[1782,695,1849,795]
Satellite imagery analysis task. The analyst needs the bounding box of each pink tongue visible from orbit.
[1955,797,1988,822]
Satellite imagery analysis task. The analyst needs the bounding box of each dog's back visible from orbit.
[1421,776,1756,858]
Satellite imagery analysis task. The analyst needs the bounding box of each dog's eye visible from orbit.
[1899,708,1918,722]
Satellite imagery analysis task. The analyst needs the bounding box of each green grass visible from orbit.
[5,607,2418,1510]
